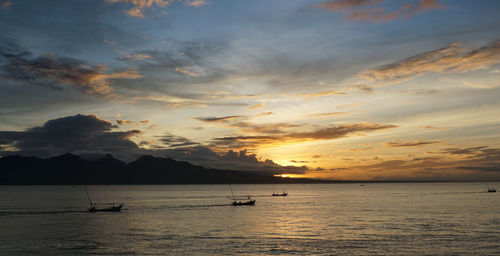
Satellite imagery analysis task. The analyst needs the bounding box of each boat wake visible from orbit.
[0,210,87,216]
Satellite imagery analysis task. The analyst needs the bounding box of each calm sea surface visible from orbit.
[0,183,499,255]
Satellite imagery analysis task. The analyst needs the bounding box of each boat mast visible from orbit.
[229,184,235,200]
[83,185,93,207]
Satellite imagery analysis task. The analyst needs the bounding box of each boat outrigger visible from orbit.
[84,185,124,212]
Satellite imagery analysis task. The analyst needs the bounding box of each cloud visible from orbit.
[294,90,347,97]
[248,103,264,110]
[316,0,443,22]
[0,40,141,97]
[348,145,500,180]
[194,115,242,123]
[310,112,350,118]
[116,119,133,125]
[185,0,207,7]
[0,114,142,160]
[107,0,172,18]
[0,114,307,174]
[420,125,448,130]
[384,140,440,147]
[0,1,12,9]
[108,0,209,18]
[119,52,154,62]
[137,120,150,125]
[359,40,500,87]
[211,122,397,149]
[174,66,199,76]
[155,132,201,148]
[440,146,488,155]
[103,40,117,46]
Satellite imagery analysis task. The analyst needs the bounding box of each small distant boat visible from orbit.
[488,187,496,193]
[272,184,288,197]
[84,185,124,212]
[272,192,288,196]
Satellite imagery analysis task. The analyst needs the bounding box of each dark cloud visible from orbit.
[116,119,133,125]
[194,115,243,123]
[0,38,140,97]
[458,165,500,172]
[441,146,488,155]
[155,133,201,148]
[0,114,142,160]
[384,140,439,147]
[0,114,308,174]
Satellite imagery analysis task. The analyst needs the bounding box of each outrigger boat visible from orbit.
[229,185,255,206]
[272,192,288,196]
[88,202,124,212]
[488,186,497,193]
[84,185,124,212]
[272,184,288,196]
[232,198,256,206]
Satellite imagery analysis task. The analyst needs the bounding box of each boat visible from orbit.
[232,198,256,206]
[488,187,496,193]
[84,185,124,212]
[272,192,288,196]
[229,185,255,206]
[272,184,288,196]
[88,202,124,212]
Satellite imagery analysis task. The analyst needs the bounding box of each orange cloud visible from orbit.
[359,40,500,86]
[108,0,209,17]
[295,90,347,97]
[310,112,351,118]
[185,0,207,7]
[316,0,443,22]
[248,103,264,110]
[107,0,172,18]
[211,122,397,149]
[104,40,117,45]
[174,66,199,76]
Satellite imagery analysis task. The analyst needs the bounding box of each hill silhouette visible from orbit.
[0,153,323,185]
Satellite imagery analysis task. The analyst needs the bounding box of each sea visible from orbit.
[0,183,499,255]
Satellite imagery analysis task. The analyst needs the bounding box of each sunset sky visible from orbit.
[1,0,499,181]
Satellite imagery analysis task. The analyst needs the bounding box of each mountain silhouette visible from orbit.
[0,153,322,185]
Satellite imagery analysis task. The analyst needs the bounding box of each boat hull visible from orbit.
[232,200,255,206]
[272,193,288,196]
[88,204,123,212]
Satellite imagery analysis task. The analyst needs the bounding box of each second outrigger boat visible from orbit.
[272,184,288,196]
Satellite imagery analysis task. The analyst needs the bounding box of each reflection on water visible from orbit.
[0,183,499,255]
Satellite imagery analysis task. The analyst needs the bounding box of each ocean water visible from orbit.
[0,183,499,255]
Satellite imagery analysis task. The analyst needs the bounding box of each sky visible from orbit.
[0,0,499,181]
